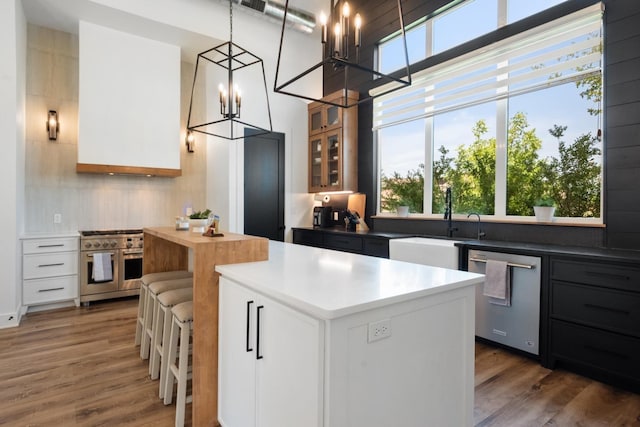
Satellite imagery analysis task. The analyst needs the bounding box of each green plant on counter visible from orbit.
[189,209,211,219]
[534,198,555,207]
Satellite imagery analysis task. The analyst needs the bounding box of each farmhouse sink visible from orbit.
[389,237,461,269]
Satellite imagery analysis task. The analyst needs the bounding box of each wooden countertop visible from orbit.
[144,226,263,249]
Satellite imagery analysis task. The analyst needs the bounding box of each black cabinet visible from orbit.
[292,228,401,258]
[549,257,640,392]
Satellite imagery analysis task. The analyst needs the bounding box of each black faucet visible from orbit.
[444,187,458,238]
[467,212,486,240]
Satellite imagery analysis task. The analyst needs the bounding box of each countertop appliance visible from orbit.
[468,249,541,355]
[313,206,332,228]
[80,229,144,304]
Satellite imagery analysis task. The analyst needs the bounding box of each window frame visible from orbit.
[373,1,603,225]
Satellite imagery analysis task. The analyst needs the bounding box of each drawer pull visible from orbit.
[38,287,65,293]
[38,262,64,268]
[585,271,630,281]
[37,244,65,248]
[583,344,629,360]
[584,303,630,316]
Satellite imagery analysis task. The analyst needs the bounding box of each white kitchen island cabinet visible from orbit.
[216,241,484,427]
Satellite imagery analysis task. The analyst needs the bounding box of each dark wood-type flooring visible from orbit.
[1,298,638,426]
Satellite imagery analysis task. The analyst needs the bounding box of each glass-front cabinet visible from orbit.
[307,90,358,193]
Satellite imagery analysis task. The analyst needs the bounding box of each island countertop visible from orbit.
[216,240,484,319]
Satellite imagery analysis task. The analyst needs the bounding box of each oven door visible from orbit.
[120,250,143,291]
[80,250,119,296]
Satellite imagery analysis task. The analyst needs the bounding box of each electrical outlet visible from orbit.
[368,318,391,343]
[53,213,62,224]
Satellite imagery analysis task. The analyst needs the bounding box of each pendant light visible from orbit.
[187,0,273,140]
[274,0,411,108]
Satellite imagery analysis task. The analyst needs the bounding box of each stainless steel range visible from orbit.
[80,229,144,304]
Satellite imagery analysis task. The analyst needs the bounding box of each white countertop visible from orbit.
[216,241,484,319]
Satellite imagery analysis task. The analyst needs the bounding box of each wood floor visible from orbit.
[1,298,638,426]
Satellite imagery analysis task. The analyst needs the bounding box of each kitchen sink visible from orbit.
[389,237,461,269]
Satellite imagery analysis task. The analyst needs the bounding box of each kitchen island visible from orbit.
[216,241,484,427]
[142,227,268,426]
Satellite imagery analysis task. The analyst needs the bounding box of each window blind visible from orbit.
[372,3,603,131]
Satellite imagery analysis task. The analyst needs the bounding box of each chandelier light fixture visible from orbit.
[187,0,272,140]
[274,0,411,108]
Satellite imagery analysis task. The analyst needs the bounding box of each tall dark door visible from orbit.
[244,129,285,241]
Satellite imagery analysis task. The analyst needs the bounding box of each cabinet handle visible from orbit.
[38,262,64,268]
[246,300,254,352]
[584,344,629,360]
[37,244,64,248]
[583,303,630,316]
[256,305,264,360]
[585,271,630,281]
[38,287,65,292]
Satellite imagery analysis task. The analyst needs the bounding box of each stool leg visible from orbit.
[134,284,147,346]
[164,316,180,405]
[149,301,165,378]
[175,321,191,427]
[140,292,156,359]
[159,304,174,398]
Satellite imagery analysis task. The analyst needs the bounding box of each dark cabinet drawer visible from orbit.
[550,259,640,292]
[551,320,640,382]
[362,238,389,258]
[292,229,323,247]
[551,281,640,337]
[323,234,363,253]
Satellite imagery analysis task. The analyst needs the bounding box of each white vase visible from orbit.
[534,206,555,222]
[189,218,208,233]
[396,206,409,217]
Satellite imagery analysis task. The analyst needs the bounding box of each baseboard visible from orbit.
[26,301,76,313]
[0,309,21,329]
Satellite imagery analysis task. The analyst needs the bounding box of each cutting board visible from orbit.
[347,193,369,231]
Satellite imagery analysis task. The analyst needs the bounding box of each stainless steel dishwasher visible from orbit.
[468,250,541,355]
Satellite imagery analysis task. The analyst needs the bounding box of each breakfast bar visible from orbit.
[142,227,268,426]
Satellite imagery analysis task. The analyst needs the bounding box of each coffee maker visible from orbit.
[313,206,332,228]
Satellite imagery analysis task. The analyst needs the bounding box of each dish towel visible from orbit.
[483,259,511,306]
[92,252,113,282]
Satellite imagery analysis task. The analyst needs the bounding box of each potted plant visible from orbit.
[396,200,410,217]
[533,198,555,222]
[189,209,212,232]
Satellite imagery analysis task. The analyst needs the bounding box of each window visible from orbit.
[375,3,602,222]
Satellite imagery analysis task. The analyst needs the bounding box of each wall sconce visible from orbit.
[46,110,59,141]
[185,130,195,153]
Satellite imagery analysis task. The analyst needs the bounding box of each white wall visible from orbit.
[0,0,26,328]
[24,25,208,233]
[78,21,181,170]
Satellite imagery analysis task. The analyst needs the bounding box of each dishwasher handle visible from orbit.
[469,257,535,270]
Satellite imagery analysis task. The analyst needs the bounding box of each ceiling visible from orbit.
[21,0,324,61]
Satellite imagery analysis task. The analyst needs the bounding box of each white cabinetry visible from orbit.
[217,241,481,427]
[22,235,79,308]
[218,277,323,427]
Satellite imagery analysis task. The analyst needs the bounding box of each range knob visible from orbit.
[126,242,133,248]
[102,242,109,248]
[138,242,143,248]
[84,242,92,249]
[93,242,101,248]
[110,241,117,248]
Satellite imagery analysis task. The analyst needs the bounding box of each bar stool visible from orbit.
[149,287,193,392]
[135,270,192,347]
[163,301,193,427]
[140,277,193,360]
